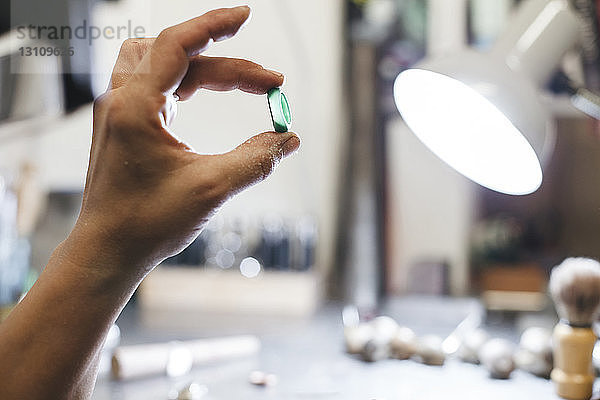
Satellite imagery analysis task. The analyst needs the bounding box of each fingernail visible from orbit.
[282,135,300,157]
[266,69,284,81]
[237,6,253,28]
[237,5,252,18]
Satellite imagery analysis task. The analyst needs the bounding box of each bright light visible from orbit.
[394,69,542,195]
[240,257,261,279]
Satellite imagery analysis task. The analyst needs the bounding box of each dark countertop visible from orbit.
[91,296,579,400]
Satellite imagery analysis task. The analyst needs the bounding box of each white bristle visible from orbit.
[550,258,600,326]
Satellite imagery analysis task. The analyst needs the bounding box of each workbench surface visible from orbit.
[92,296,589,400]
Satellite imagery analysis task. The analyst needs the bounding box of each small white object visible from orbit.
[171,383,208,400]
[415,335,446,366]
[249,370,278,387]
[458,329,490,364]
[520,327,552,354]
[515,327,552,377]
[342,305,360,328]
[166,342,193,378]
[390,327,417,360]
[344,323,374,355]
[479,338,516,379]
[360,337,390,362]
[370,316,399,343]
[359,316,398,362]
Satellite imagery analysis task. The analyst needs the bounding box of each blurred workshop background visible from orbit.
[2,0,600,399]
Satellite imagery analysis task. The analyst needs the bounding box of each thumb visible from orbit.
[211,131,300,195]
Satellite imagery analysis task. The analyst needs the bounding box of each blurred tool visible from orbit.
[514,327,553,378]
[442,302,485,356]
[111,335,260,380]
[551,70,600,120]
[550,257,600,400]
[478,338,516,379]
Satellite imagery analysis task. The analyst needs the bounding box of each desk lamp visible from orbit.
[394,0,584,195]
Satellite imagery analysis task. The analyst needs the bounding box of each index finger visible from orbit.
[132,6,252,94]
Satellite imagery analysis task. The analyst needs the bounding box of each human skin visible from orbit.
[0,6,300,399]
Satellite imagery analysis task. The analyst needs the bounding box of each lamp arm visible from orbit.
[550,70,600,120]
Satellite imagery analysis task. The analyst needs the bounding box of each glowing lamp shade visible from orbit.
[394,69,542,195]
[391,0,584,195]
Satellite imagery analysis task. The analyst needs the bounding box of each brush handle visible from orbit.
[551,323,596,400]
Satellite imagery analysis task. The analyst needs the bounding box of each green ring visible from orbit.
[268,87,292,133]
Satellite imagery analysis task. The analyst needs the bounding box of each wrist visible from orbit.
[55,220,150,291]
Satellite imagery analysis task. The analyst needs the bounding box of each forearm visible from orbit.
[0,227,145,399]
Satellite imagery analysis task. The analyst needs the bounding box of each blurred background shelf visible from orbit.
[139,267,321,318]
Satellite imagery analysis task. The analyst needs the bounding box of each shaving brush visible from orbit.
[550,257,600,400]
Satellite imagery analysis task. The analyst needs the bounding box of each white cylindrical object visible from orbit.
[112,342,172,380]
[470,0,512,48]
[112,335,260,380]
[187,335,261,365]
[427,0,468,57]
[492,0,580,86]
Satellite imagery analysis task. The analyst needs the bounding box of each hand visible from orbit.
[72,6,300,274]
[0,10,301,398]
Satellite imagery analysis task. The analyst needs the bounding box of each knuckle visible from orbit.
[118,38,139,57]
[102,92,132,134]
[120,38,136,51]
[157,27,177,43]
[118,38,151,61]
